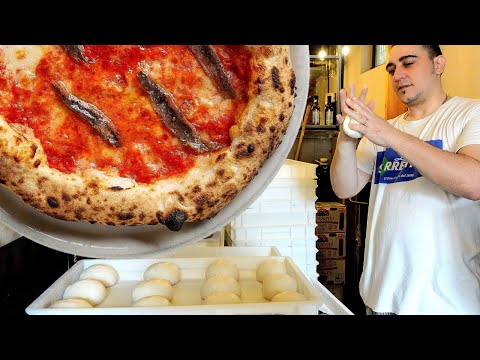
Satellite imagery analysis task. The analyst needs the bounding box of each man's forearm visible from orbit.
[330,133,362,199]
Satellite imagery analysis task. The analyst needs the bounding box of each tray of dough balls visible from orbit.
[26,256,325,315]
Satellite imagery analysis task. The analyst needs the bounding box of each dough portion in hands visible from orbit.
[256,259,287,283]
[144,262,180,285]
[342,115,363,139]
[262,274,297,300]
[200,275,241,299]
[79,264,119,287]
[203,291,242,305]
[132,295,171,307]
[132,279,173,303]
[50,298,93,308]
[63,279,107,305]
[205,259,239,281]
[271,290,306,302]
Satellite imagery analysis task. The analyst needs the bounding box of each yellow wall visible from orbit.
[344,45,480,118]
[343,46,387,118]
[442,45,480,98]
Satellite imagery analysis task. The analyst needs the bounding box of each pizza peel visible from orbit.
[0,45,309,258]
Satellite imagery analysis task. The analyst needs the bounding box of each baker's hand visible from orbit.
[343,94,398,148]
[337,85,375,141]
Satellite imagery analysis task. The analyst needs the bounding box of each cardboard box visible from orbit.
[317,259,345,285]
[316,232,346,259]
[315,202,346,232]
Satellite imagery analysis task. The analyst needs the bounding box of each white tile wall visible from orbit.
[230,159,319,279]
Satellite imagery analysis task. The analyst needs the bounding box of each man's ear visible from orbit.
[434,55,446,75]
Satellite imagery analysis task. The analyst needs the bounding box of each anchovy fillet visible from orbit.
[188,45,236,99]
[138,71,221,153]
[52,81,121,147]
[61,45,93,63]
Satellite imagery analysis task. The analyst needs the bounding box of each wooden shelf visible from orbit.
[305,125,338,130]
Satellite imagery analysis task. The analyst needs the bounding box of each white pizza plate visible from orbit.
[0,45,309,258]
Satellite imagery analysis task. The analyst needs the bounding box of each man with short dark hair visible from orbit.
[331,45,480,315]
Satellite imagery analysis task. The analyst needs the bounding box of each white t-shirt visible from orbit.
[356,96,480,314]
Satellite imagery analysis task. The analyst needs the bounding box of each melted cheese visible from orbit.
[0,45,49,84]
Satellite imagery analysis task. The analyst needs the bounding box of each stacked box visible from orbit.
[315,202,347,293]
[317,259,345,285]
[316,232,346,260]
[315,202,346,232]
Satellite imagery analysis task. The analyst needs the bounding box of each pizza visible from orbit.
[0,45,296,231]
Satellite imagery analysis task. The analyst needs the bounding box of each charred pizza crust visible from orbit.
[0,45,295,231]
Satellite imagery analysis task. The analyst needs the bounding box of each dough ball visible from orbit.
[144,262,180,285]
[132,295,171,307]
[63,279,107,305]
[79,264,119,287]
[203,291,242,305]
[256,259,287,283]
[342,115,363,139]
[132,279,173,303]
[200,275,241,300]
[205,259,239,281]
[50,298,93,309]
[271,291,307,302]
[262,274,297,300]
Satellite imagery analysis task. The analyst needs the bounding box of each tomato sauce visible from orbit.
[0,45,252,183]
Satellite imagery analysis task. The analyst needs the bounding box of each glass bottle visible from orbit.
[311,96,320,125]
[325,95,334,126]
[331,93,337,125]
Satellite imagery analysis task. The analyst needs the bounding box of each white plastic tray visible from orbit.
[25,256,352,315]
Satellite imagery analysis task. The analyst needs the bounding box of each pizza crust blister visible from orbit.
[0,45,296,231]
